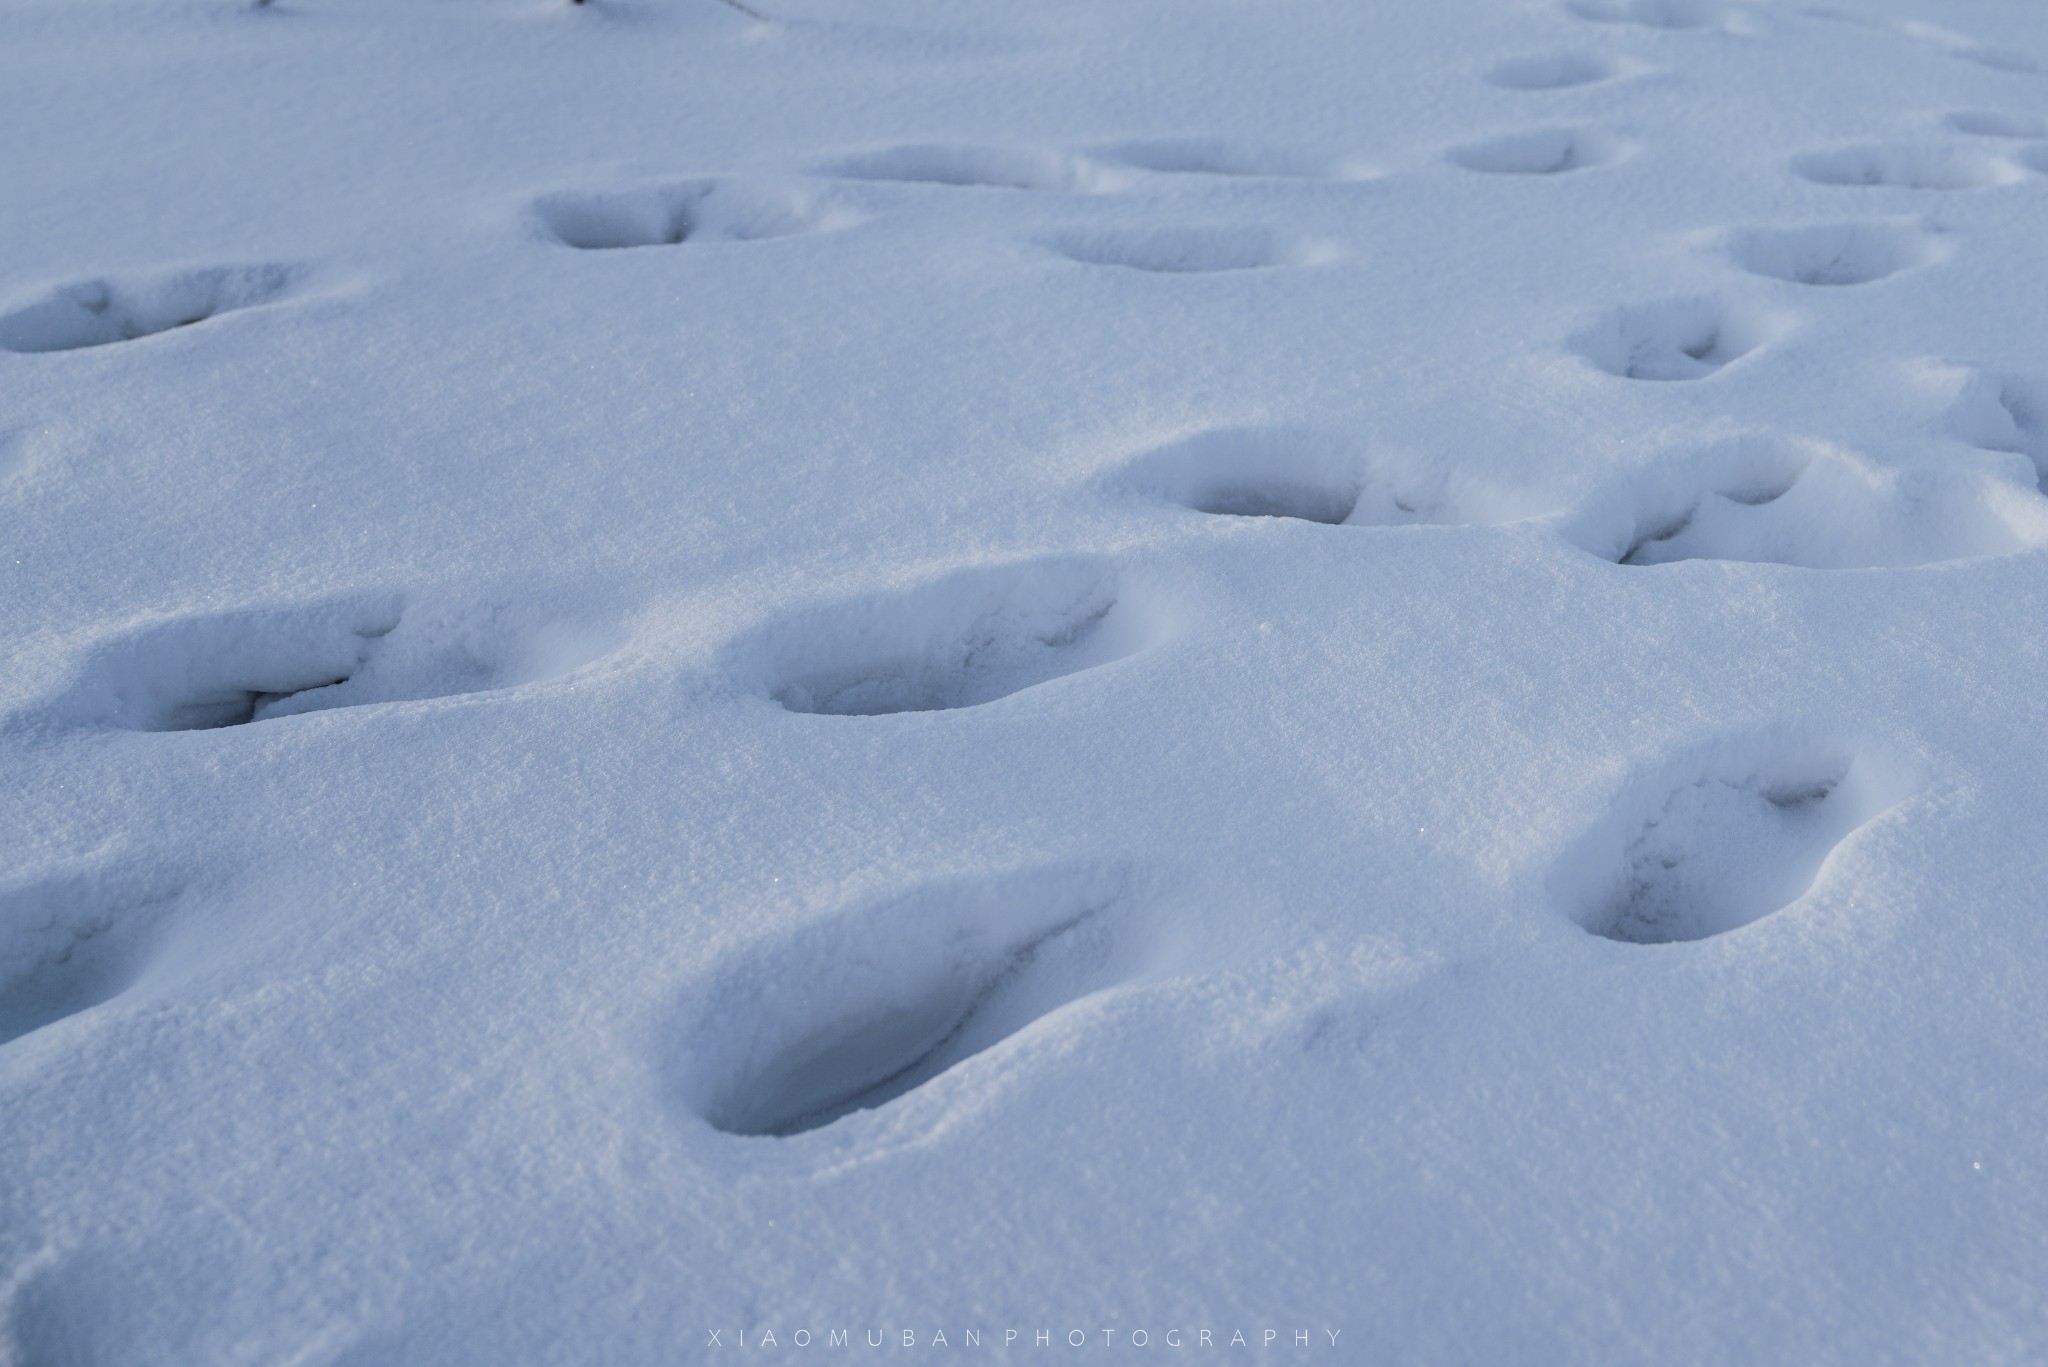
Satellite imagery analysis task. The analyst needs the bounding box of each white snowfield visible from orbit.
[2,0,2046,1360]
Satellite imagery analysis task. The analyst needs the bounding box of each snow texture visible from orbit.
[4,0,2048,1361]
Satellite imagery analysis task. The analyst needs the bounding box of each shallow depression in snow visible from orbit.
[1485,52,1622,89]
[1791,144,2020,190]
[1571,297,1774,381]
[1090,138,1370,181]
[1047,226,1333,274]
[1446,127,1626,175]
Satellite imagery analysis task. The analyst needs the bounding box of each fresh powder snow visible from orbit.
[2,0,2047,1361]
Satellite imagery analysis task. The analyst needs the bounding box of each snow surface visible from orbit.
[3,0,2048,1361]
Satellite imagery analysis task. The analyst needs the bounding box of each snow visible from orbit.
[3,0,2047,1360]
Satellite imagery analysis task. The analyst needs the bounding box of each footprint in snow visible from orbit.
[531,177,859,249]
[1088,138,1373,181]
[0,264,299,355]
[1113,426,1512,528]
[1562,433,2048,569]
[1791,144,2021,190]
[1048,226,1335,273]
[38,597,613,733]
[1724,221,1943,286]
[1940,365,2048,492]
[1484,53,1625,91]
[1446,127,1627,175]
[733,558,1154,717]
[0,862,183,1048]
[1570,296,1773,382]
[1550,734,1911,944]
[816,144,1123,194]
[676,867,1145,1138]
[1943,111,2048,140]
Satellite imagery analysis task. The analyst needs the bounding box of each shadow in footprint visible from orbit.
[1048,226,1331,273]
[1485,53,1623,90]
[1571,297,1772,381]
[1114,426,1508,528]
[1946,366,2048,491]
[1447,128,1625,175]
[1944,111,2048,139]
[817,144,1118,193]
[734,559,1153,717]
[1944,44,2042,75]
[1091,138,1369,181]
[531,178,856,249]
[1564,433,2044,568]
[1726,221,1940,286]
[1551,736,1910,943]
[44,596,613,733]
[1793,144,2018,189]
[676,867,1144,1137]
[0,265,298,355]
[0,864,181,1048]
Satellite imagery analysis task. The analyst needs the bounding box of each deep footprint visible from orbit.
[1115,426,1493,527]
[739,559,1148,717]
[1552,740,1906,944]
[684,870,1139,1137]
[0,264,297,354]
[0,865,181,1048]
[46,597,610,732]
